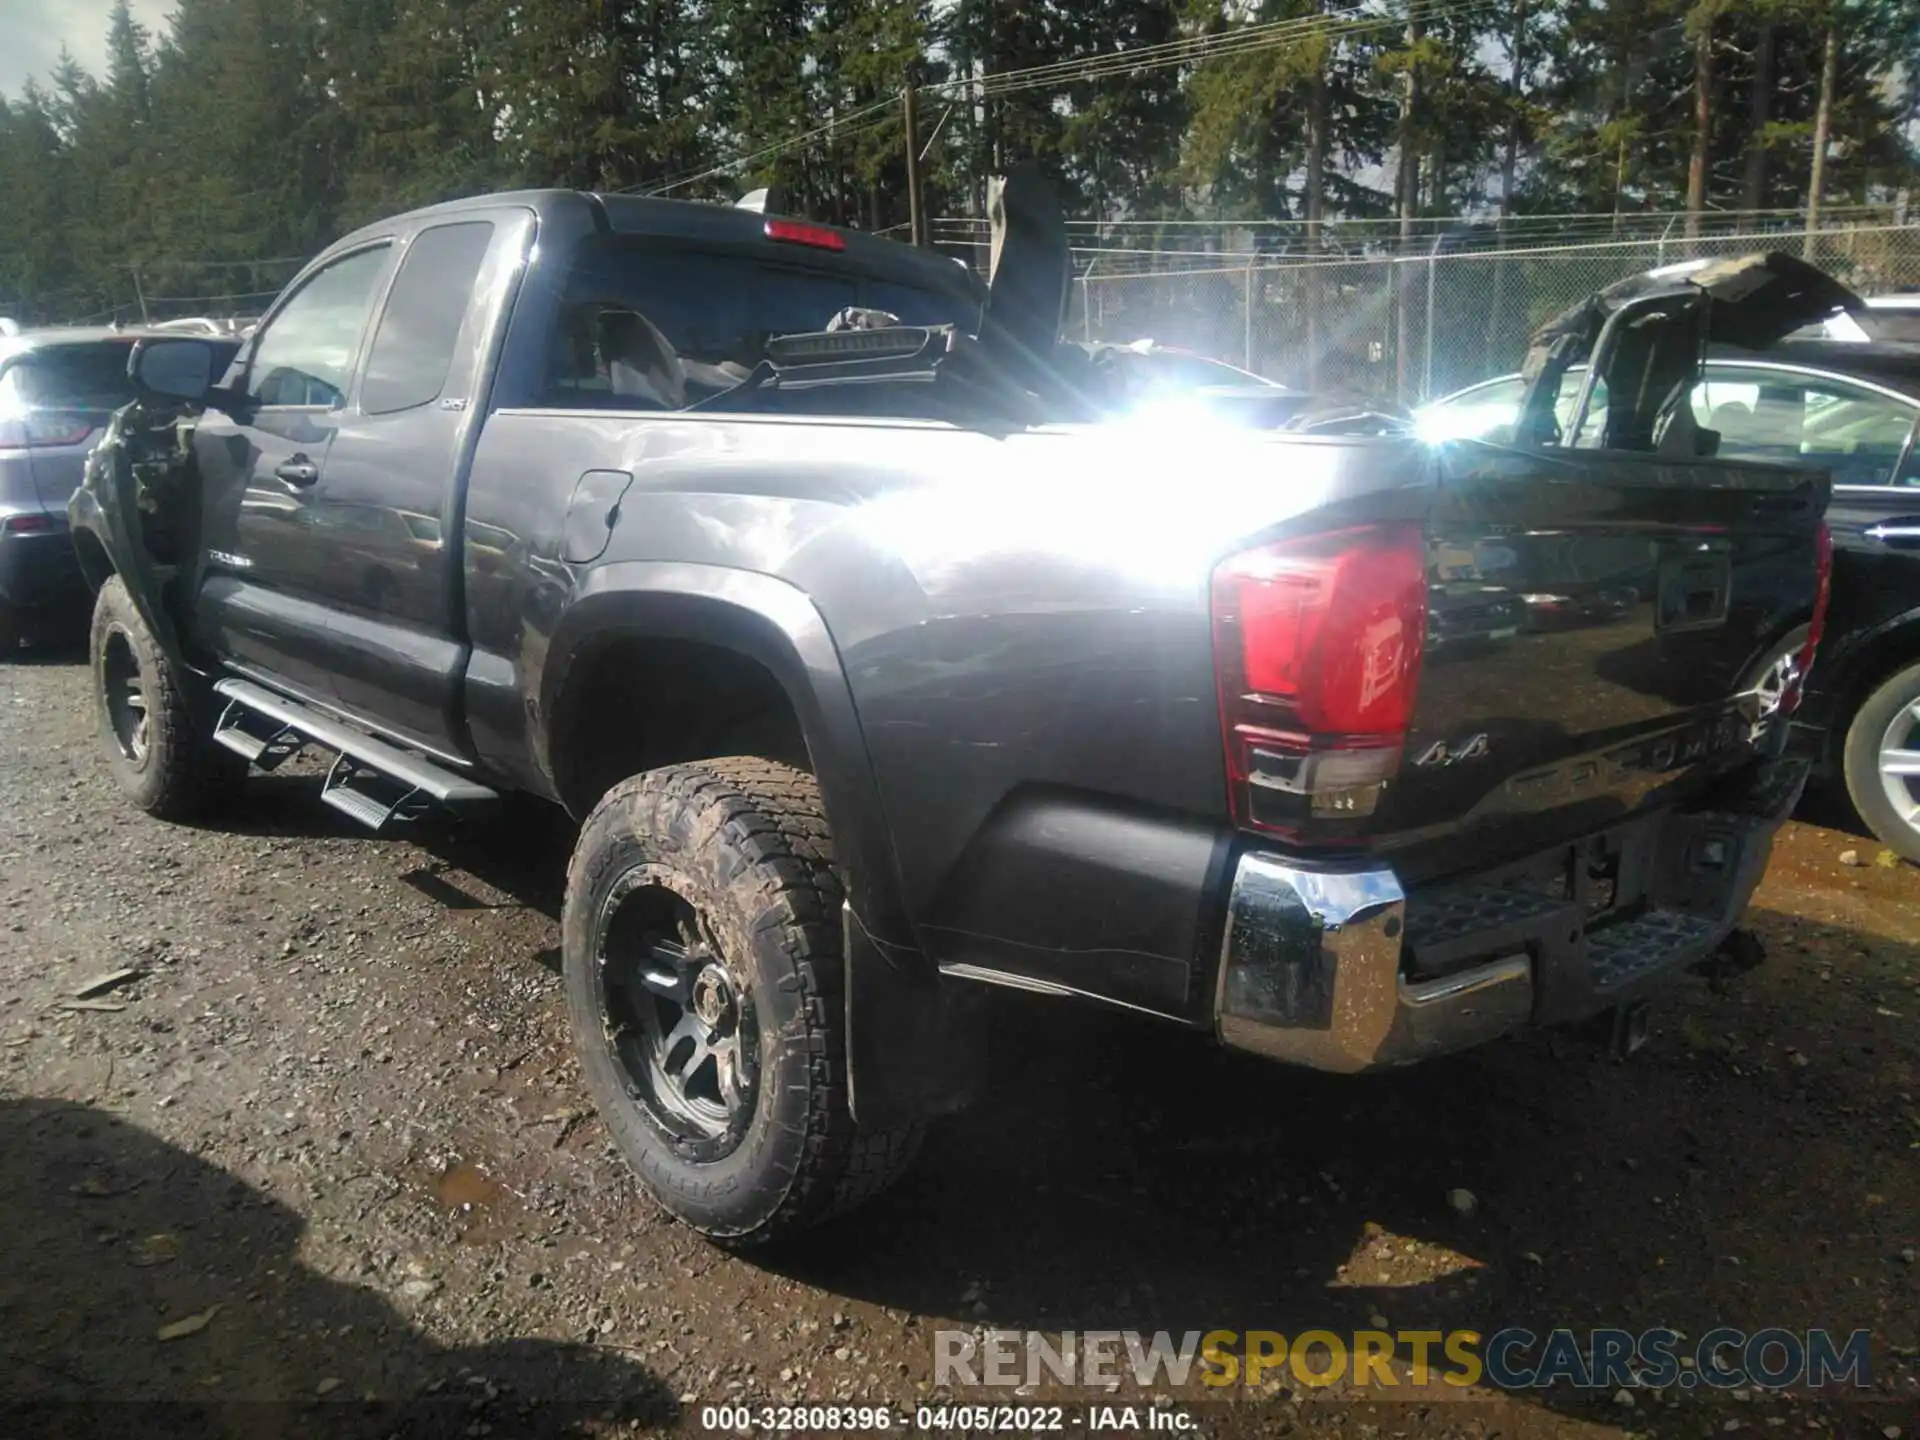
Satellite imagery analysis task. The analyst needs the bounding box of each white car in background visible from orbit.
[1795,294,1920,344]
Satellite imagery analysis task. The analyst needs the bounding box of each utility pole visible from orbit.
[1684,3,1715,239]
[1806,26,1838,258]
[1393,12,1423,407]
[903,85,927,248]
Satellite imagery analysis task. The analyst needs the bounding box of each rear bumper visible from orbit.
[0,519,86,610]
[1214,756,1806,1072]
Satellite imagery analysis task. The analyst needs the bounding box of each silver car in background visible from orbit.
[0,329,159,652]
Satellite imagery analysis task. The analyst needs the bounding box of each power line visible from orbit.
[950,0,1506,101]
[930,204,1900,229]
[136,255,308,270]
[622,0,1496,208]
[143,288,283,305]
[626,95,901,197]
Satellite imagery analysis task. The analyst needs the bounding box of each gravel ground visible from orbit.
[1,644,1915,1439]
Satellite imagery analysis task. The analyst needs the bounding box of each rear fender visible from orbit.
[541,563,983,1126]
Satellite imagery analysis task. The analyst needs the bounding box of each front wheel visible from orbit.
[1843,659,1920,864]
[89,576,246,820]
[561,758,922,1245]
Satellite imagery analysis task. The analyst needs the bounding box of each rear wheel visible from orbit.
[561,758,922,1245]
[89,576,246,820]
[1843,660,1920,864]
[0,601,19,658]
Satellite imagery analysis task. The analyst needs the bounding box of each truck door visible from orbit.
[299,215,521,756]
[198,213,525,761]
[194,242,395,704]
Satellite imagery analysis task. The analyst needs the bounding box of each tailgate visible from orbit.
[1378,444,1826,879]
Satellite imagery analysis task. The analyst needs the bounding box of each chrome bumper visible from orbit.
[1213,759,1804,1071]
[1214,857,1535,1072]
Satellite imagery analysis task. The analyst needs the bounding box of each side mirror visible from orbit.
[130,337,220,403]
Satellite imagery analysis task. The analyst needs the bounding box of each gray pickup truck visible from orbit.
[72,186,1836,1244]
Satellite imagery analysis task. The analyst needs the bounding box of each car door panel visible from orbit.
[311,215,525,755]
[193,244,395,700]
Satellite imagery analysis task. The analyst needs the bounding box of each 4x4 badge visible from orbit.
[1413,733,1491,768]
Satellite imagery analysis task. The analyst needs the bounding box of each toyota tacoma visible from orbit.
[71,184,1838,1243]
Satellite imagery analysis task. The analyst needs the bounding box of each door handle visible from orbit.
[274,457,319,487]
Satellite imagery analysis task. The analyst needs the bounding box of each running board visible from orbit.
[212,701,307,771]
[212,678,498,830]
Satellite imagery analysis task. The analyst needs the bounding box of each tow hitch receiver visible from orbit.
[1610,1001,1652,1057]
[1570,1000,1654,1057]
[1692,927,1767,989]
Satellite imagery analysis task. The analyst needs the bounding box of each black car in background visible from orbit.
[1423,339,1920,860]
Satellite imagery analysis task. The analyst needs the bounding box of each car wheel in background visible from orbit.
[88,576,247,819]
[561,757,922,1245]
[0,600,19,657]
[1745,626,1811,719]
[1842,659,1920,864]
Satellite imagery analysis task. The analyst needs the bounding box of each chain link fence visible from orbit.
[1066,222,1920,405]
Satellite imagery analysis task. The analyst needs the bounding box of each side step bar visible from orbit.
[212,678,498,832]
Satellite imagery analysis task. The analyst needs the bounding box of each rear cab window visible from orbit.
[362,222,496,415]
[536,235,977,412]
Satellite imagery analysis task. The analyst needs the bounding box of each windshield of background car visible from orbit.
[4,341,139,412]
[539,236,977,408]
[1419,370,1607,445]
[1159,353,1269,388]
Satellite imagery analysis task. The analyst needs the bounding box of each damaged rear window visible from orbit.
[7,342,138,410]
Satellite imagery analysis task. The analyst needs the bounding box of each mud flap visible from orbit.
[843,903,986,1129]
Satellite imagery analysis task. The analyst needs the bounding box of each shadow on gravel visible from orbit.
[1791,781,1876,842]
[193,779,578,922]
[0,1097,675,1438]
[765,914,1913,1424]
[7,631,88,667]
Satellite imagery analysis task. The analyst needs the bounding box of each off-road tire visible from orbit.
[0,600,20,657]
[562,758,923,1245]
[89,576,246,820]
[1843,660,1920,864]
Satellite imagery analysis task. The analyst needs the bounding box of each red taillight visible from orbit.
[0,414,95,450]
[3,513,55,534]
[1784,520,1832,714]
[765,218,847,252]
[1212,524,1427,840]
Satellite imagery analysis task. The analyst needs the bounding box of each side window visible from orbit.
[361,222,495,416]
[1559,371,1608,447]
[1694,367,1920,486]
[246,246,390,408]
[1420,375,1526,441]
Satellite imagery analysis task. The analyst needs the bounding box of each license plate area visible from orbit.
[1656,542,1732,633]
[1402,819,1659,981]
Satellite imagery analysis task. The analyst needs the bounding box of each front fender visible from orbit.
[540,562,982,1126]
[68,406,214,726]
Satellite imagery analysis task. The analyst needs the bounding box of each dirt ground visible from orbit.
[1,643,1915,1439]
